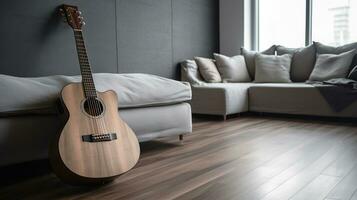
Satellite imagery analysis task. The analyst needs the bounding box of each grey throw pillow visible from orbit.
[180,60,205,85]
[276,44,316,82]
[194,57,222,83]
[241,45,276,80]
[314,41,357,71]
[348,65,357,81]
[213,53,251,82]
[254,54,292,83]
[308,49,356,81]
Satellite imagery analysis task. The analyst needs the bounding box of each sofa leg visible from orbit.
[179,134,184,141]
[223,115,227,121]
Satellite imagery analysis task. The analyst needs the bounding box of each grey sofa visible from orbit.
[181,61,357,119]
[0,73,192,166]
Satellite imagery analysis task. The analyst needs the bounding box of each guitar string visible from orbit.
[75,31,101,138]
[77,33,100,136]
[89,77,106,137]
[76,31,108,141]
[82,70,99,136]
[76,30,113,169]
[75,30,112,164]
[86,83,97,139]
[89,89,109,167]
[74,29,106,169]
[87,79,102,136]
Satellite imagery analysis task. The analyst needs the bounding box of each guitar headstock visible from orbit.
[59,4,85,30]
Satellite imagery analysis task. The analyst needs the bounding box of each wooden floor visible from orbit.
[1,115,357,200]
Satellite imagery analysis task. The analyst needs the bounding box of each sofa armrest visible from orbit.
[190,83,251,116]
[191,86,227,115]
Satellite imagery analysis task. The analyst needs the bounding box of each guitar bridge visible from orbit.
[82,133,117,142]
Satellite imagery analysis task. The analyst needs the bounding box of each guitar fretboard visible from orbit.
[74,30,97,98]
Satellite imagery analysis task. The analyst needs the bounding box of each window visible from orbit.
[258,0,306,50]
[255,0,357,50]
[312,0,357,46]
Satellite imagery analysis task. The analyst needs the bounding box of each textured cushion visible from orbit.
[180,60,205,85]
[308,50,356,81]
[241,45,276,79]
[276,44,316,82]
[249,83,357,117]
[0,73,192,115]
[213,53,251,82]
[254,54,292,83]
[194,57,222,83]
[314,41,357,70]
[349,65,357,81]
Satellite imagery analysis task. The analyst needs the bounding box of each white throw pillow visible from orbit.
[254,54,292,83]
[213,53,251,82]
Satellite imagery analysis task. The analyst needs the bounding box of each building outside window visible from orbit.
[312,0,357,46]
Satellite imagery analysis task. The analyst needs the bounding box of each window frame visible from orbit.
[253,0,313,50]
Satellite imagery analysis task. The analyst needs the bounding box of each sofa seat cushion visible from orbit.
[191,83,255,115]
[0,73,191,115]
[249,83,357,117]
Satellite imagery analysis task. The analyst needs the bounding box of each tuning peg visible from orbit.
[76,11,82,15]
[80,21,86,26]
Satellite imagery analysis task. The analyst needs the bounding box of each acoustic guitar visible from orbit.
[50,4,140,184]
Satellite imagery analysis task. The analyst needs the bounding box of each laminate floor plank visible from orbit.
[289,175,341,200]
[104,122,306,199]
[5,119,293,200]
[260,127,356,200]
[325,164,357,200]
[351,190,357,200]
[0,116,356,200]
[177,125,356,200]
[126,126,315,200]
[231,128,357,200]
[114,119,294,187]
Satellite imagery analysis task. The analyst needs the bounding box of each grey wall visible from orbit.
[219,0,245,56]
[0,0,218,79]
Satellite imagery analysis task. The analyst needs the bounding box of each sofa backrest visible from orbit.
[276,44,316,82]
[181,41,357,84]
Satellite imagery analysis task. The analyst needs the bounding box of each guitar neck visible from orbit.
[73,30,97,98]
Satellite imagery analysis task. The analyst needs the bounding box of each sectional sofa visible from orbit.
[181,42,357,119]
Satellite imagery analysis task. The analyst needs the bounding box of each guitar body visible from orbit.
[50,83,140,184]
[50,5,140,184]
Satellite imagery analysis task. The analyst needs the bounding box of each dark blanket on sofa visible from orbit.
[307,78,357,112]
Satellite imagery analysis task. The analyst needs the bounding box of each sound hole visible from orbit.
[83,98,104,117]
